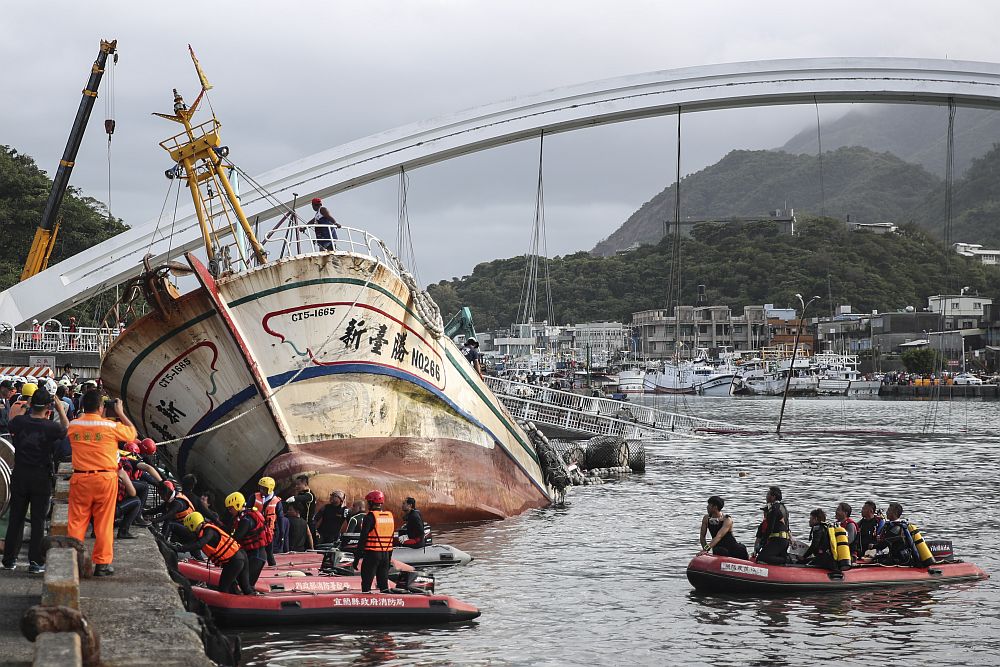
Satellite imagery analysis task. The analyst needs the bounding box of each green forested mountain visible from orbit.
[0,145,128,291]
[779,104,1000,178]
[591,147,941,256]
[914,142,1000,248]
[429,217,1000,329]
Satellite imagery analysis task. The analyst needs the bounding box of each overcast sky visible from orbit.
[4,1,1000,285]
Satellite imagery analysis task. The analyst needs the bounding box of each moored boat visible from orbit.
[191,587,480,626]
[99,52,553,523]
[177,558,435,593]
[686,553,988,594]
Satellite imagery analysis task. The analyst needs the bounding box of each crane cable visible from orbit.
[104,49,118,223]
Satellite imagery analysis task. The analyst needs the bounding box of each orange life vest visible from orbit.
[174,491,195,520]
[235,508,271,550]
[198,523,240,566]
[253,492,280,532]
[365,510,395,552]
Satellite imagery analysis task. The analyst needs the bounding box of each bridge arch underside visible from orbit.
[4,57,1000,325]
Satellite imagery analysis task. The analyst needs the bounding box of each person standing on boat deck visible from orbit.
[755,486,790,565]
[285,475,317,538]
[398,497,426,548]
[461,338,483,378]
[309,197,341,251]
[698,495,749,560]
[855,500,884,557]
[352,490,395,593]
[315,490,350,546]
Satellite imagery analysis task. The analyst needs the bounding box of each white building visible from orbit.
[927,293,993,330]
[954,242,1000,265]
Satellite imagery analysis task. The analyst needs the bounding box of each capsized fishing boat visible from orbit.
[686,553,988,594]
[99,50,553,522]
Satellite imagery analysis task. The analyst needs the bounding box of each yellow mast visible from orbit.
[154,46,266,271]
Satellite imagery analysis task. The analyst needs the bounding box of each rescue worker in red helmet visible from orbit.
[144,479,197,544]
[352,490,395,593]
[225,491,271,586]
[309,197,341,251]
[253,477,284,566]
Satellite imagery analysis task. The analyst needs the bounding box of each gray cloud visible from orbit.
[4,1,999,284]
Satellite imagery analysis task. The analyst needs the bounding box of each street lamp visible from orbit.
[777,293,821,435]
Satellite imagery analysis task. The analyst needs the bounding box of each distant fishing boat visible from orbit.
[100,51,552,522]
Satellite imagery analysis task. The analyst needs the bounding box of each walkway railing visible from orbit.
[485,376,743,439]
[0,321,116,353]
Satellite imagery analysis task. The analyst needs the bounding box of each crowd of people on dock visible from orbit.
[1,378,428,592]
[698,486,935,570]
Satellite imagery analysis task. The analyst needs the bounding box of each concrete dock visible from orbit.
[0,529,215,666]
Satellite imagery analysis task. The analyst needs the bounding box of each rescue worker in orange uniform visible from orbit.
[252,477,283,566]
[173,512,254,595]
[225,492,271,586]
[66,391,138,577]
[351,490,395,593]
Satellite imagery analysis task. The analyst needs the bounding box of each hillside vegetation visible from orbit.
[429,217,1000,329]
[0,145,128,292]
[591,147,940,256]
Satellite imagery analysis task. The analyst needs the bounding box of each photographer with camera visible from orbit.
[1,388,68,574]
[66,391,138,577]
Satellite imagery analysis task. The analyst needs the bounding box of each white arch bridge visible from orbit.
[4,56,1000,325]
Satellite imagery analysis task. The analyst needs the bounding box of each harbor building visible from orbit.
[631,304,772,360]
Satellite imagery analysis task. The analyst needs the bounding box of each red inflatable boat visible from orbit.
[687,553,989,594]
[191,586,481,626]
[178,559,434,594]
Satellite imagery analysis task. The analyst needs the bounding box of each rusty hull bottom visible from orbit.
[264,437,549,524]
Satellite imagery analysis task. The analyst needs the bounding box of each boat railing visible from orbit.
[218,222,406,278]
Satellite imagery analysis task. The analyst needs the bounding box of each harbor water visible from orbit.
[241,397,1000,665]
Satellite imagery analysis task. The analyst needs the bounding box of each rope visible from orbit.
[396,167,420,284]
[814,96,826,217]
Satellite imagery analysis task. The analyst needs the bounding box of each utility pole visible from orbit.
[777,294,820,435]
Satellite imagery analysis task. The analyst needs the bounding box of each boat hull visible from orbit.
[686,554,988,594]
[191,587,480,626]
[100,252,550,522]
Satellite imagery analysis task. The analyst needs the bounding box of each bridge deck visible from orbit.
[485,376,742,439]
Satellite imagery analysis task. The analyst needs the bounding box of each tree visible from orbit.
[901,347,942,375]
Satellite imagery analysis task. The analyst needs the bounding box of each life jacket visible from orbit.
[174,491,196,521]
[198,523,240,566]
[253,492,280,532]
[840,517,860,553]
[765,502,789,539]
[235,508,271,550]
[364,510,395,552]
[117,480,127,503]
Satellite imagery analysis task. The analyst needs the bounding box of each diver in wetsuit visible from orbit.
[801,508,839,571]
[699,495,749,559]
[755,486,790,565]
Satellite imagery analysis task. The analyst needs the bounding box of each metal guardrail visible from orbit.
[0,320,116,353]
[485,376,742,438]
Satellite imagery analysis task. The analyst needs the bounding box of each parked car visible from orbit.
[953,373,983,385]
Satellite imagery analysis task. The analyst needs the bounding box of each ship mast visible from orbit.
[154,46,267,273]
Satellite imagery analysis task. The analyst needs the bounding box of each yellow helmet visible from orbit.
[258,477,275,492]
[20,383,38,398]
[182,512,204,533]
[225,491,246,511]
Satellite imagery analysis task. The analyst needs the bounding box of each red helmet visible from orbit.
[365,490,385,504]
[123,441,140,455]
[161,480,176,493]
[139,438,157,455]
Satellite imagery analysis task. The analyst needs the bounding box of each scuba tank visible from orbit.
[831,525,852,569]
[907,523,936,566]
